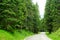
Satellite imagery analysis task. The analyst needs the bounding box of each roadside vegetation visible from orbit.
[47,28,60,40]
[0,0,60,40]
[0,0,40,40]
[45,0,60,40]
[0,30,33,40]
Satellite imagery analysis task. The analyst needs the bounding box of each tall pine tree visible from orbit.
[44,0,60,33]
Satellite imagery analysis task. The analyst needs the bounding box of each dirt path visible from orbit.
[24,32,52,40]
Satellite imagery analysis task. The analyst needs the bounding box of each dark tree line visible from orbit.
[0,0,41,33]
[1,0,59,34]
[44,0,60,33]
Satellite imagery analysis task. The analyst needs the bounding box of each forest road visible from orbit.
[24,32,52,40]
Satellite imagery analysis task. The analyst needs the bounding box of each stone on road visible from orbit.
[24,32,52,40]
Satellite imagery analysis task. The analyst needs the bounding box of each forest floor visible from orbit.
[24,32,52,40]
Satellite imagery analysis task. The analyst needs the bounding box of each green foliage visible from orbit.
[47,28,60,40]
[44,0,60,33]
[0,0,20,31]
[0,30,33,40]
[0,30,15,40]
[26,3,41,33]
[40,19,47,32]
[0,0,41,33]
[13,30,33,40]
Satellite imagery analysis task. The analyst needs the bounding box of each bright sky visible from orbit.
[32,0,46,18]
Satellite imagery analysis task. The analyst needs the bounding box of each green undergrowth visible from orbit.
[0,30,33,40]
[47,28,60,40]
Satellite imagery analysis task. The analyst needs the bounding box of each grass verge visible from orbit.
[0,30,33,40]
[46,28,60,40]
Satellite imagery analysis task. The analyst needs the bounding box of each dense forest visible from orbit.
[0,0,60,40]
[44,0,60,33]
[0,0,41,33]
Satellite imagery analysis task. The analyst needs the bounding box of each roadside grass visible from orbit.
[0,30,15,40]
[47,28,60,40]
[13,30,34,40]
[0,30,33,40]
